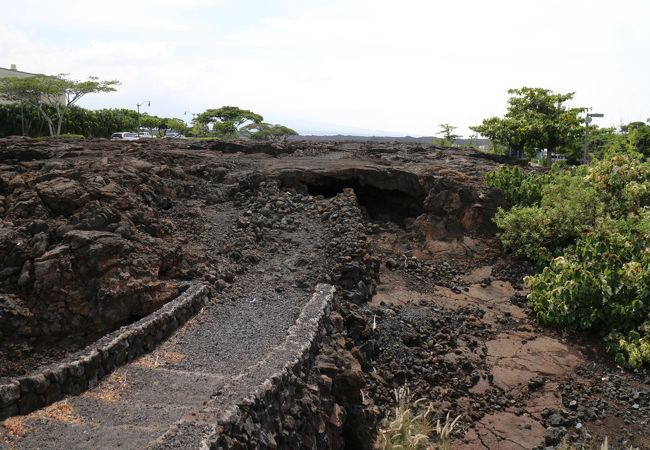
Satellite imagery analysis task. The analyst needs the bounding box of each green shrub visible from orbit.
[526,213,650,368]
[485,166,546,206]
[494,172,601,264]
[587,155,650,216]
[37,134,86,140]
[489,156,650,368]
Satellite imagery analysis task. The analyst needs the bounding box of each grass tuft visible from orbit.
[379,385,461,450]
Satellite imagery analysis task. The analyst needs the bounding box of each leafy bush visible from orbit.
[587,155,650,216]
[36,134,86,141]
[493,170,601,264]
[0,104,139,138]
[488,156,650,368]
[485,166,546,206]
[526,213,650,367]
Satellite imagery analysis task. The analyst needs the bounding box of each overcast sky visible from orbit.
[1,0,649,136]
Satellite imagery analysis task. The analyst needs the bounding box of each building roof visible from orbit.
[0,66,41,77]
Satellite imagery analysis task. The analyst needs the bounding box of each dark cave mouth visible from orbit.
[304,179,424,225]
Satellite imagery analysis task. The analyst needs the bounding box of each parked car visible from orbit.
[138,132,154,139]
[111,132,139,141]
[163,133,186,139]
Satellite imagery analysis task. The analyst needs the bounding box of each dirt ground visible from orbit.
[1,137,648,449]
[363,219,649,449]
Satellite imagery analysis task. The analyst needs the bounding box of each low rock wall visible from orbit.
[152,284,336,449]
[0,283,210,420]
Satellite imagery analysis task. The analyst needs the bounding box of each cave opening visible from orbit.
[305,178,424,225]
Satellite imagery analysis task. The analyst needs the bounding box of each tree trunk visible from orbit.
[55,105,68,137]
[546,148,553,167]
[33,102,56,136]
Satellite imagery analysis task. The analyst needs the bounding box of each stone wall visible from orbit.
[150,284,337,449]
[0,283,209,420]
[152,190,380,449]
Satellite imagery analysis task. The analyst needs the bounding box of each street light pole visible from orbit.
[583,112,604,163]
[136,100,151,133]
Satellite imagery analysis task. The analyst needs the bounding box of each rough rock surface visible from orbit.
[1,137,648,449]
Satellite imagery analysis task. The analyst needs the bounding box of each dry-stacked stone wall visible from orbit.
[0,283,209,419]
[153,189,380,449]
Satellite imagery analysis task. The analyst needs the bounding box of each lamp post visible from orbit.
[136,100,150,133]
[583,112,604,163]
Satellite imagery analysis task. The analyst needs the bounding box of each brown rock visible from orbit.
[36,177,90,214]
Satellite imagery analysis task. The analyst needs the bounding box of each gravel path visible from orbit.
[1,187,330,449]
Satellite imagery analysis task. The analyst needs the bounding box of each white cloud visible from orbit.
[2,0,649,135]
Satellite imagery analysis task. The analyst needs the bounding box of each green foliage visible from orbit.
[0,104,139,138]
[587,121,650,161]
[494,172,600,263]
[436,123,460,147]
[0,73,119,136]
[53,134,85,139]
[471,87,585,161]
[194,106,263,138]
[526,212,650,368]
[490,156,650,368]
[627,121,650,158]
[241,122,298,141]
[587,155,650,215]
[486,166,547,206]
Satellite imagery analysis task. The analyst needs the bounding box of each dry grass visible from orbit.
[378,385,461,450]
[2,416,26,438]
[82,370,129,402]
[133,349,186,369]
[34,401,81,425]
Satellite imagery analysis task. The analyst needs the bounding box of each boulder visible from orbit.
[36,177,90,214]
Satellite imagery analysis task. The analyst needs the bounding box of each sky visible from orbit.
[1,0,649,136]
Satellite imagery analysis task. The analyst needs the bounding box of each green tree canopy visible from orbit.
[0,73,119,136]
[586,121,650,160]
[471,87,586,163]
[194,106,263,138]
[241,122,298,141]
[139,114,162,131]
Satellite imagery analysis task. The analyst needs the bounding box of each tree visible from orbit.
[139,114,162,135]
[162,117,190,136]
[0,74,119,136]
[437,123,460,146]
[194,106,263,138]
[241,122,298,141]
[471,87,586,164]
[626,121,650,158]
[586,122,650,160]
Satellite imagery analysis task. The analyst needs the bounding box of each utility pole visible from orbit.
[583,112,604,163]
[136,100,151,133]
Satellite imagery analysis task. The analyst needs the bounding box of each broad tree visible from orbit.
[471,87,585,164]
[241,122,298,141]
[139,114,162,135]
[194,106,263,138]
[0,73,119,136]
[161,117,190,136]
